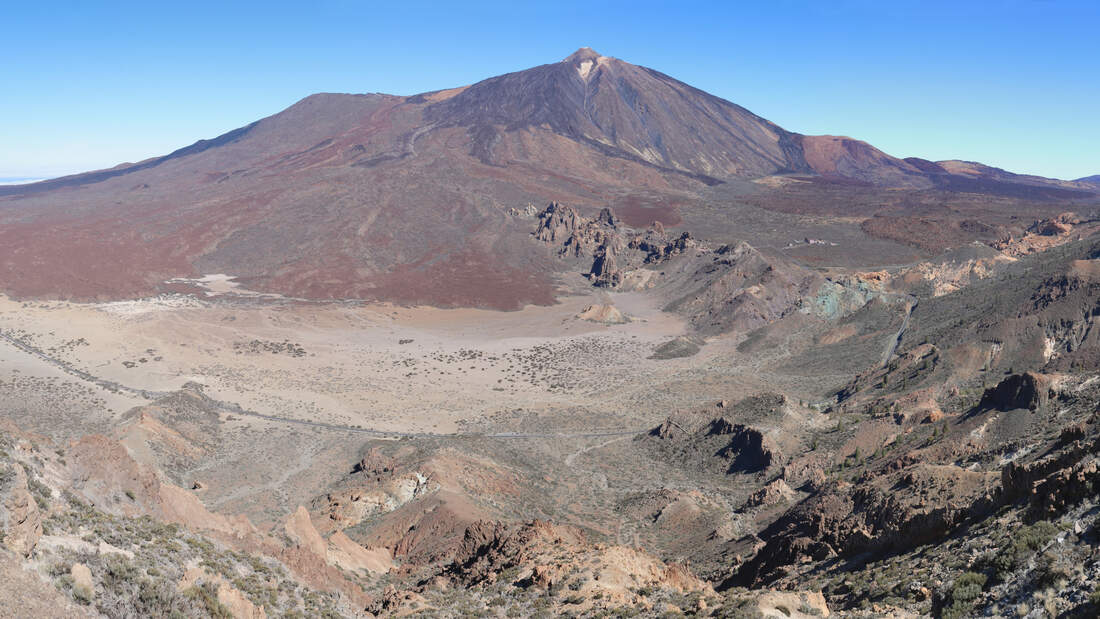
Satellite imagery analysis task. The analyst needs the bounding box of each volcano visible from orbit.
[1,48,1095,308]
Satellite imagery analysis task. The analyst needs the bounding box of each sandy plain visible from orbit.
[0,272,868,523]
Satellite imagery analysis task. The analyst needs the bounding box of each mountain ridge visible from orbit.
[7,48,1091,198]
[0,48,1096,308]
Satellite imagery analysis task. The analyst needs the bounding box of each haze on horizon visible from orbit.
[2,0,1098,182]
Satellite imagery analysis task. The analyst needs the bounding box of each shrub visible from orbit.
[940,571,987,619]
[986,521,1059,581]
[182,582,233,619]
[1034,551,1071,589]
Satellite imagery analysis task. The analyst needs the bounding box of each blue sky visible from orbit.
[2,0,1097,180]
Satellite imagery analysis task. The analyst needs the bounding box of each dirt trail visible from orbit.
[565,435,632,467]
[880,296,918,368]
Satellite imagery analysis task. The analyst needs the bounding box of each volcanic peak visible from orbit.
[562,46,604,63]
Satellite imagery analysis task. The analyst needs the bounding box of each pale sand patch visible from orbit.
[165,273,286,298]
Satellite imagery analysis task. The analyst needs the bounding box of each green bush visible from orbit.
[182,583,233,619]
[1088,584,1100,607]
[940,571,987,619]
[1034,551,1071,589]
[987,521,1059,581]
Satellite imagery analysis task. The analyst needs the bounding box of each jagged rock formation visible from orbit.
[734,463,999,587]
[533,201,693,289]
[644,409,784,477]
[588,243,622,287]
[1029,212,1079,236]
[633,230,694,264]
[532,202,884,337]
[533,202,609,255]
[993,211,1100,256]
[375,518,712,615]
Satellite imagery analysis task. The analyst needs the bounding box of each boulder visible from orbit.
[752,590,830,618]
[70,563,94,601]
[745,479,796,509]
[577,304,629,324]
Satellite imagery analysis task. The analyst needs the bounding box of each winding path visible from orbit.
[880,296,918,368]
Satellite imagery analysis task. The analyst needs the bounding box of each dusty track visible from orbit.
[880,296,918,368]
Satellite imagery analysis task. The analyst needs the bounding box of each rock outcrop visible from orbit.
[282,505,393,576]
[744,479,796,509]
[645,410,783,477]
[750,590,831,618]
[67,434,256,539]
[978,372,1051,412]
[284,505,328,559]
[993,212,1100,256]
[734,463,998,586]
[70,563,94,602]
[576,303,629,324]
[661,241,825,335]
[631,230,694,264]
[588,243,623,287]
[320,468,432,530]
[534,202,620,259]
[1,462,42,557]
[436,519,709,612]
[178,567,267,619]
[533,202,700,291]
[326,530,393,574]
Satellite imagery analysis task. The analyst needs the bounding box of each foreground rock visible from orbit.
[1,462,42,557]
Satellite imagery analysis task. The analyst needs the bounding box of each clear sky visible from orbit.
[2,0,1097,181]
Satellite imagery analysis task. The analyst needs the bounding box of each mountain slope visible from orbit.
[424,47,808,181]
[0,48,1095,307]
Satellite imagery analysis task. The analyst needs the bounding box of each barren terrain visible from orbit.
[3,47,1100,618]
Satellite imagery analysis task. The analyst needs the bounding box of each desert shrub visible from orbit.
[563,594,585,605]
[1088,584,1100,608]
[102,556,139,591]
[27,475,52,510]
[798,600,824,616]
[939,571,987,619]
[712,595,764,619]
[0,465,15,487]
[1033,551,1071,589]
[182,582,234,619]
[985,521,1059,581]
[72,582,94,605]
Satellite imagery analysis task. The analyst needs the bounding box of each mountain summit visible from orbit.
[562,46,603,62]
[425,46,807,181]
